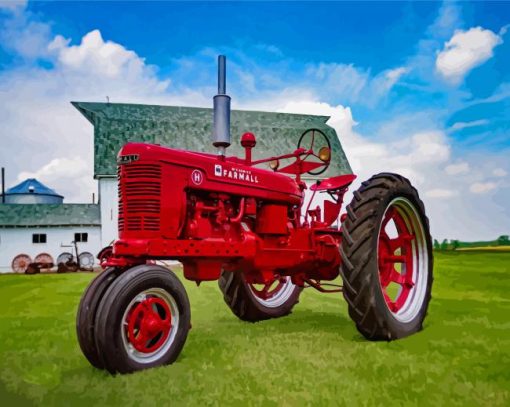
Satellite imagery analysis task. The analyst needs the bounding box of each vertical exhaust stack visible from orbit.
[212,55,231,156]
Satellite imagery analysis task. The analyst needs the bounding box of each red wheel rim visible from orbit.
[125,296,172,354]
[34,253,54,265]
[247,275,296,308]
[249,278,286,301]
[378,205,416,313]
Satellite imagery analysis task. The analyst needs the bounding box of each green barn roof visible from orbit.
[72,102,352,179]
[0,204,100,228]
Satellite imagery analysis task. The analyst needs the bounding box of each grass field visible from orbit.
[0,252,509,406]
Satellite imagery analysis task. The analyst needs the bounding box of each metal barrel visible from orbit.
[213,55,231,153]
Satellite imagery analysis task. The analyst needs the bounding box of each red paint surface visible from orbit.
[109,139,354,285]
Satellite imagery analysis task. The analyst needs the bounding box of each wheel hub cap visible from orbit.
[126,297,172,354]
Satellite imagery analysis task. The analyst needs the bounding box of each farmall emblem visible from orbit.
[117,154,139,165]
[213,164,259,184]
[191,169,204,185]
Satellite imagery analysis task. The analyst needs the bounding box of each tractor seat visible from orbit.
[310,174,357,192]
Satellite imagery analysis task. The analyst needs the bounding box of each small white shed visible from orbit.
[0,204,101,272]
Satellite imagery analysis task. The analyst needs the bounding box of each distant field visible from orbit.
[456,246,510,251]
[0,252,509,406]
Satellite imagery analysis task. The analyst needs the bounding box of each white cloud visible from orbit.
[493,168,507,177]
[306,63,368,103]
[436,27,503,84]
[373,66,408,95]
[0,0,26,12]
[0,9,52,59]
[445,162,470,175]
[17,157,95,203]
[425,189,458,199]
[304,63,406,106]
[0,21,184,202]
[255,43,283,56]
[386,67,408,81]
[449,119,489,132]
[470,182,497,194]
[48,30,170,91]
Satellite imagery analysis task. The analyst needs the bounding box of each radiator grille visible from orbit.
[118,163,162,232]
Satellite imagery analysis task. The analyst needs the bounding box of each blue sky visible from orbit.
[0,0,509,240]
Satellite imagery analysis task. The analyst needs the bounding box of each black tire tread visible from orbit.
[340,172,433,341]
[76,267,121,369]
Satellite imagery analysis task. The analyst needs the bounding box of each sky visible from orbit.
[0,0,509,241]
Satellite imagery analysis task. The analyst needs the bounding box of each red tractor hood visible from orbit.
[118,143,303,202]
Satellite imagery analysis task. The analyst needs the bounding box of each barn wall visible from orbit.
[0,226,101,272]
[99,178,118,248]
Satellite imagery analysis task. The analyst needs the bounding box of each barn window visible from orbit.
[32,234,47,244]
[74,232,88,243]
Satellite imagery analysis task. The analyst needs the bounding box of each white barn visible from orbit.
[0,203,101,272]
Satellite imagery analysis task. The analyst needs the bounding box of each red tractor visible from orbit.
[77,56,433,374]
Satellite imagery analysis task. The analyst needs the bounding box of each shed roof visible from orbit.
[6,178,63,198]
[72,102,352,179]
[0,204,100,227]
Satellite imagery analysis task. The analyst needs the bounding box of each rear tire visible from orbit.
[94,265,191,374]
[218,271,302,322]
[76,267,121,369]
[340,173,433,340]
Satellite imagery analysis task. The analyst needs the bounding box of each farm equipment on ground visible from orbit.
[77,56,433,374]
[11,253,54,274]
[57,241,95,272]
[26,253,54,274]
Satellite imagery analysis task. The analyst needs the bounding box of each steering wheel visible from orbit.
[297,128,332,175]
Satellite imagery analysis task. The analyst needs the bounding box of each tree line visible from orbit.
[433,235,510,251]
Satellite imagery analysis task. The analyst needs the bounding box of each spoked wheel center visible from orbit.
[247,275,296,308]
[377,198,428,322]
[249,278,286,300]
[121,288,179,363]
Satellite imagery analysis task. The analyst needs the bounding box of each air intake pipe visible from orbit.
[212,55,231,156]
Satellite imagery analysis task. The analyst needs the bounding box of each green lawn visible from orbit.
[0,252,509,406]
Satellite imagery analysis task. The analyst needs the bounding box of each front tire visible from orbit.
[94,265,191,374]
[340,173,433,340]
[76,267,122,369]
[219,271,302,322]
